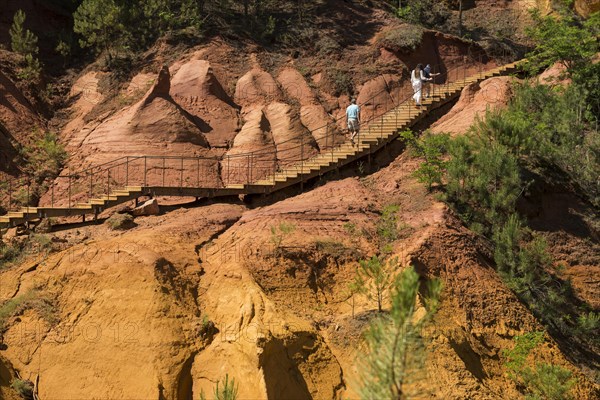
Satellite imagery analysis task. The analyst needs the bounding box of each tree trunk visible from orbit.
[458,0,463,37]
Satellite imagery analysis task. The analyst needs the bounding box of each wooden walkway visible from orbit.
[0,61,520,229]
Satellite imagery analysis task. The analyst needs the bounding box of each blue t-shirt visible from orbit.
[423,65,431,78]
[346,104,360,120]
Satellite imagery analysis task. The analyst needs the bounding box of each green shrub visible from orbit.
[401,130,450,191]
[314,239,360,262]
[270,222,296,255]
[17,53,42,81]
[0,242,21,268]
[75,0,204,62]
[522,363,576,400]
[378,25,424,52]
[395,0,450,28]
[105,213,135,230]
[504,331,575,400]
[200,374,238,400]
[0,289,57,332]
[503,331,545,374]
[326,68,353,96]
[316,35,341,56]
[19,132,68,202]
[10,378,34,400]
[376,204,400,248]
[577,311,599,335]
[343,222,357,236]
[10,10,42,82]
[446,137,522,233]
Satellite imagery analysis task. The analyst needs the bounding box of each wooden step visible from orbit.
[19,207,38,213]
[73,204,93,209]
[253,179,277,185]
[303,162,330,168]
[89,199,107,205]
[225,184,245,189]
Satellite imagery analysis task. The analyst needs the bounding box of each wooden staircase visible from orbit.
[0,61,520,229]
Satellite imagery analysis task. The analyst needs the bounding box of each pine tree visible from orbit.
[199,374,238,400]
[358,266,442,399]
[74,0,124,61]
[352,256,398,312]
[10,10,39,56]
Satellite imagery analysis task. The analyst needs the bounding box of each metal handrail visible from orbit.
[0,46,516,213]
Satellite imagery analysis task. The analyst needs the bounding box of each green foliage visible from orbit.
[10,10,38,56]
[377,24,424,52]
[262,15,277,41]
[577,311,599,335]
[522,363,576,400]
[17,54,42,81]
[0,242,21,268]
[352,255,398,312]
[376,204,401,254]
[270,222,296,255]
[494,220,573,336]
[503,331,545,374]
[10,10,42,82]
[343,222,357,236]
[395,0,450,28]
[55,39,70,57]
[446,136,522,233]
[74,0,206,62]
[525,8,600,117]
[20,133,68,201]
[316,35,341,56]
[1,232,56,270]
[401,130,450,191]
[492,213,522,277]
[10,378,34,400]
[74,0,125,60]
[525,8,598,76]
[475,82,600,207]
[436,67,598,350]
[200,374,238,400]
[326,68,353,96]
[0,289,58,333]
[106,213,135,230]
[504,332,575,400]
[314,239,360,262]
[55,38,71,65]
[359,265,442,399]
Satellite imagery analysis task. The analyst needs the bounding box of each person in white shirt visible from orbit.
[411,64,431,107]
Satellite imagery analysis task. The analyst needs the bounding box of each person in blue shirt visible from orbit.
[423,64,439,99]
[346,98,361,144]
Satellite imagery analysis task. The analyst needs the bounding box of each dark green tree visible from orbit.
[525,8,598,75]
[10,10,38,56]
[74,0,125,60]
[525,8,599,117]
